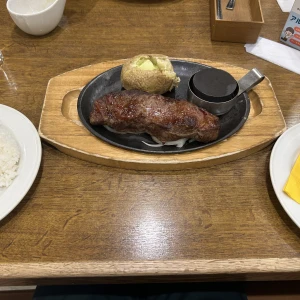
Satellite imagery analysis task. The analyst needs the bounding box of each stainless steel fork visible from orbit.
[216,0,223,19]
[226,0,236,10]
[0,51,4,67]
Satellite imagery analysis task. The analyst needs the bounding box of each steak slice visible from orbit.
[90,90,220,143]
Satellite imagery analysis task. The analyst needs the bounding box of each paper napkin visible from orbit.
[284,154,300,204]
[276,0,295,12]
[245,37,300,75]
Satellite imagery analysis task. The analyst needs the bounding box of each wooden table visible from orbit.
[0,0,300,286]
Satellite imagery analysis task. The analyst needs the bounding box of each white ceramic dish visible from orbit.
[270,123,300,228]
[0,105,42,221]
[6,0,66,36]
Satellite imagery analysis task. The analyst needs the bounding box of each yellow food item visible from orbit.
[283,154,300,204]
[121,54,180,94]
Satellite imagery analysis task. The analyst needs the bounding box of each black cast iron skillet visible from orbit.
[77,60,250,154]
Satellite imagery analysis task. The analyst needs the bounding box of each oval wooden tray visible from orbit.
[38,58,286,171]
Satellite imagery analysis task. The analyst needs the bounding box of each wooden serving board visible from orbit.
[38,58,286,171]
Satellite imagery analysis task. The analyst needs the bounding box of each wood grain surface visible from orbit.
[39,58,285,171]
[0,0,300,285]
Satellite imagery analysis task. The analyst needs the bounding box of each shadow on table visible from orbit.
[0,156,43,228]
[60,0,99,26]
[10,23,64,41]
[265,150,300,240]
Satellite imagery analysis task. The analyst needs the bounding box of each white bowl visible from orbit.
[6,0,66,36]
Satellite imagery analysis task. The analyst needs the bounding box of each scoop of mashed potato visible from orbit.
[121,54,180,95]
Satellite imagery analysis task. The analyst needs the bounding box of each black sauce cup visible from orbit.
[187,68,265,115]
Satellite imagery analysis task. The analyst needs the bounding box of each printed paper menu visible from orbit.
[280,0,300,50]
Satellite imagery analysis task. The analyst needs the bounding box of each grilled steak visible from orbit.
[90,90,220,143]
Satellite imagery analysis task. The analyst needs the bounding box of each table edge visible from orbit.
[1,258,300,282]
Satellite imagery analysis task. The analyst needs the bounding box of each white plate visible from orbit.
[270,123,300,228]
[0,105,42,221]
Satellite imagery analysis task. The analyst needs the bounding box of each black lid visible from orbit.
[191,68,238,103]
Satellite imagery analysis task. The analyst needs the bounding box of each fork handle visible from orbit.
[226,0,236,10]
[216,0,223,19]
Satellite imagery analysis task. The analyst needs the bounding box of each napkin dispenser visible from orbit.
[210,0,264,43]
